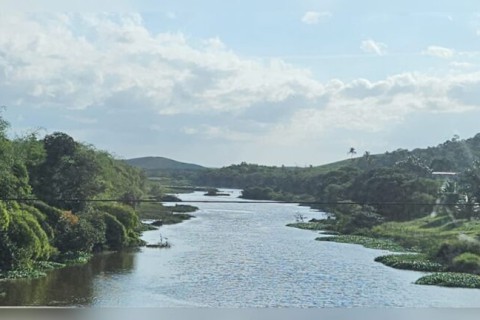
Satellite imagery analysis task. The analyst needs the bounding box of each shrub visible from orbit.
[54,211,106,253]
[31,201,62,226]
[6,209,53,268]
[95,203,139,231]
[103,213,128,250]
[434,239,480,264]
[452,253,480,274]
[338,205,385,234]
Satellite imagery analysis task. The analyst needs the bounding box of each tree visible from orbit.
[348,147,357,159]
[32,133,104,212]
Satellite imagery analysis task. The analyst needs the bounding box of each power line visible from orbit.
[0,198,478,206]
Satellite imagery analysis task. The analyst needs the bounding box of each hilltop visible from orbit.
[125,156,207,173]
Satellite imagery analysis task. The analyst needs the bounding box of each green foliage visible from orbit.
[0,112,150,276]
[137,202,197,221]
[0,202,10,231]
[434,240,480,265]
[241,186,275,200]
[103,213,128,250]
[30,201,63,226]
[94,203,143,246]
[374,254,444,272]
[5,208,53,269]
[415,272,480,289]
[95,203,139,231]
[54,211,105,253]
[452,253,480,274]
[335,204,385,234]
[31,133,104,211]
[316,235,407,252]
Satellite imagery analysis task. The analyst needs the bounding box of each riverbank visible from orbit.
[288,218,480,289]
[1,201,198,281]
[0,252,92,280]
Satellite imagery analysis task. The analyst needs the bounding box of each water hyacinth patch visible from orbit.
[316,235,407,252]
[375,254,445,272]
[415,273,480,289]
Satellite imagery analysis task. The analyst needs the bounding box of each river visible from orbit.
[2,189,480,307]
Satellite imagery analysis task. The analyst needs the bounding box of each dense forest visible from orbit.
[0,113,149,276]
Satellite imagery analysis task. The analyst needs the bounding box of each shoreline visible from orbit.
[287,222,480,289]
[0,202,198,282]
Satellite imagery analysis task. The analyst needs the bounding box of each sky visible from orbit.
[2,0,480,167]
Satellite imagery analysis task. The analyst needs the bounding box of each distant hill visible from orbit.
[125,157,206,172]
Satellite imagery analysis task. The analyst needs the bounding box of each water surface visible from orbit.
[2,189,480,307]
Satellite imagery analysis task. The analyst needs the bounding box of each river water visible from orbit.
[2,189,480,307]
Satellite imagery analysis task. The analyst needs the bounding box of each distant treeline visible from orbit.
[151,133,480,226]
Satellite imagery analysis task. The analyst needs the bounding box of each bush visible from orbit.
[434,240,480,264]
[54,211,105,253]
[31,201,62,226]
[95,203,139,231]
[337,205,385,234]
[103,213,128,250]
[452,253,480,274]
[21,204,54,239]
[6,209,53,269]
[241,187,275,200]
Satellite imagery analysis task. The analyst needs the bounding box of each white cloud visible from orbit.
[0,13,323,114]
[450,61,474,69]
[360,39,387,56]
[262,71,480,146]
[422,45,455,58]
[301,11,332,25]
[3,12,480,164]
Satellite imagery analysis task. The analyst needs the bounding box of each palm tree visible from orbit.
[348,147,357,159]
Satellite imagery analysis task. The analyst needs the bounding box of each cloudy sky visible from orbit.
[2,0,480,167]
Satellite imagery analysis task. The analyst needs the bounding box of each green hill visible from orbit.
[126,156,206,172]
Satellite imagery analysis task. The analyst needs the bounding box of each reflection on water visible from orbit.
[0,251,136,306]
[3,189,480,307]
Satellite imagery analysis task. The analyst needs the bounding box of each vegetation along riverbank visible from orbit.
[150,133,480,289]
[0,113,197,280]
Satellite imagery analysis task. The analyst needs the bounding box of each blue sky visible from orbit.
[2,1,480,167]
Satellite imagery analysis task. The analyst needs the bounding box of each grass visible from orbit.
[415,272,480,289]
[374,254,445,272]
[291,214,480,288]
[371,215,480,253]
[316,235,408,252]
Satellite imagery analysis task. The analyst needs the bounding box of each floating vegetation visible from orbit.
[415,273,480,289]
[375,254,444,272]
[0,261,67,280]
[316,235,407,252]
